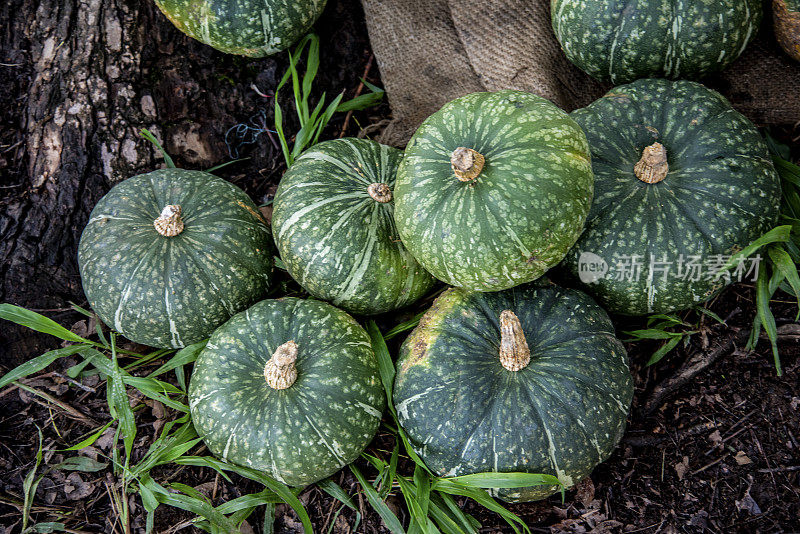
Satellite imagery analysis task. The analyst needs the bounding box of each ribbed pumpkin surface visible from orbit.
[78,169,273,348]
[394,90,594,292]
[552,0,762,84]
[272,138,435,315]
[393,283,633,502]
[564,79,780,315]
[152,0,327,56]
[189,298,385,486]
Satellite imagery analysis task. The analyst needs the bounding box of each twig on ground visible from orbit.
[757,465,800,473]
[690,454,727,476]
[338,54,374,138]
[643,328,750,415]
[15,382,100,426]
[750,427,778,490]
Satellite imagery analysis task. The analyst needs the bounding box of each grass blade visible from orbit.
[432,492,480,533]
[107,335,136,457]
[367,320,395,407]
[205,158,248,174]
[350,464,405,534]
[273,99,292,166]
[646,335,682,366]
[159,488,237,532]
[140,128,175,168]
[301,35,320,104]
[694,306,726,325]
[768,246,800,309]
[21,426,44,531]
[756,267,782,375]
[439,472,561,490]
[263,502,276,534]
[317,478,357,511]
[174,456,313,533]
[622,328,679,341]
[432,480,528,534]
[53,456,108,472]
[0,304,92,344]
[64,419,115,450]
[336,89,385,113]
[148,340,206,378]
[384,312,425,340]
[716,226,792,275]
[396,475,438,534]
[0,344,88,389]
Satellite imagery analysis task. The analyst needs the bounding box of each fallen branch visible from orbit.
[643,328,750,416]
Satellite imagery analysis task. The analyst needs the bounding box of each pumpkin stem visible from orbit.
[367,182,392,203]
[499,310,531,371]
[450,147,485,182]
[264,340,299,390]
[634,142,669,184]
[153,205,185,236]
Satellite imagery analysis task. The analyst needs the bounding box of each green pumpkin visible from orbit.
[152,0,327,56]
[393,283,633,502]
[394,90,594,292]
[552,0,762,84]
[774,0,800,62]
[189,297,385,486]
[272,138,435,315]
[563,79,780,315]
[78,168,273,348]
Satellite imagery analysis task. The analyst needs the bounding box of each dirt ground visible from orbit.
[1,0,799,532]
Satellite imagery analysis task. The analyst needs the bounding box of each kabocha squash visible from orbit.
[393,283,633,502]
[551,0,762,84]
[394,90,594,292]
[563,79,781,315]
[189,298,384,486]
[272,138,435,315]
[78,169,273,348]
[774,0,800,61]
[152,0,326,56]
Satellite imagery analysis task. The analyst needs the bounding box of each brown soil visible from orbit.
[1,1,799,533]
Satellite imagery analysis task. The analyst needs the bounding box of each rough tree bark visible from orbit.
[2,0,154,363]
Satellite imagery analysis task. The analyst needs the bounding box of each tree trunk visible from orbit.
[2,0,169,364]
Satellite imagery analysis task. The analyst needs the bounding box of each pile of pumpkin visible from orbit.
[76,0,788,502]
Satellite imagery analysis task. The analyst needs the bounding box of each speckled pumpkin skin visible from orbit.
[272,138,435,315]
[189,298,385,486]
[552,0,762,84]
[394,91,594,292]
[774,0,800,62]
[152,0,327,56]
[78,169,273,348]
[564,79,780,315]
[393,283,633,502]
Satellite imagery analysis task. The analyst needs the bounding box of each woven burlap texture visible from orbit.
[362,0,800,147]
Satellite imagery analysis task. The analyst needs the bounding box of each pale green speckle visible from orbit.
[78,169,274,348]
[394,91,594,292]
[189,297,385,487]
[552,0,762,83]
[393,283,633,502]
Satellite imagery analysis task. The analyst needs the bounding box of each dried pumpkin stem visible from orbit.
[153,204,184,236]
[450,147,485,182]
[499,310,531,371]
[264,340,299,390]
[367,182,392,203]
[634,142,669,184]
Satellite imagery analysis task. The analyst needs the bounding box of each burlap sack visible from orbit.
[362,0,800,146]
